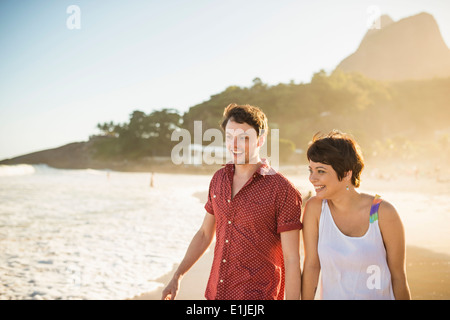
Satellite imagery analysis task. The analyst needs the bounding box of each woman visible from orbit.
[301,130,410,300]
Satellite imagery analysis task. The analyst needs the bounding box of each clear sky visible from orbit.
[1,0,449,159]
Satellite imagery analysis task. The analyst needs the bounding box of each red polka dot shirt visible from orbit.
[204,159,303,300]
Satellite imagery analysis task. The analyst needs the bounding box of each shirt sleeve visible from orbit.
[204,174,216,215]
[276,181,303,233]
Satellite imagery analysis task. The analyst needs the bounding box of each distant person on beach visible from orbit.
[150,172,154,188]
[301,130,411,300]
[161,103,303,300]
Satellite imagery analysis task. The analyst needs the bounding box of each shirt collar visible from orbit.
[224,158,276,176]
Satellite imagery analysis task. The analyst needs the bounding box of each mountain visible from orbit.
[0,137,217,173]
[336,12,450,81]
[0,141,93,169]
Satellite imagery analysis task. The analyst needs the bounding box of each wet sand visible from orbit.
[405,246,450,299]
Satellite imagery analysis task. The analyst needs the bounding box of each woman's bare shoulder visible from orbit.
[378,198,401,223]
[303,196,323,220]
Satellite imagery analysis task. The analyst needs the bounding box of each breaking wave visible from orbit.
[0,164,37,177]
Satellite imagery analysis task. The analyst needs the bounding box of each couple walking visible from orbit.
[162,103,411,300]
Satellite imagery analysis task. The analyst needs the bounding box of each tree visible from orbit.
[147,108,182,140]
[97,121,120,137]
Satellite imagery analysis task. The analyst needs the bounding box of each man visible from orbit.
[162,103,303,300]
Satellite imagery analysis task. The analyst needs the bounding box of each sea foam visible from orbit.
[0,165,211,300]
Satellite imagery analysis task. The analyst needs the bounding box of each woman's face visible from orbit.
[308,160,350,199]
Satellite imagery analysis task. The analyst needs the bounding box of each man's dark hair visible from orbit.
[220,103,268,137]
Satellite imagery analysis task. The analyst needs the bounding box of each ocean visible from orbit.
[0,164,211,300]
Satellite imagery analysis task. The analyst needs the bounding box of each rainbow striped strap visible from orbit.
[369,194,382,223]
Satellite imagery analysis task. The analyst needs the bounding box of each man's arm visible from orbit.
[281,229,301,300]
[161,212,216,300]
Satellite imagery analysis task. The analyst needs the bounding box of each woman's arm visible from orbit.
[378,201,411,300]
[301,197,322,300]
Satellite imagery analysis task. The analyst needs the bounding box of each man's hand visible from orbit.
[160,213,215,300]
[161,274,182,300]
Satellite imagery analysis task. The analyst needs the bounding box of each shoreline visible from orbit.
[129,243,214,300]
[130,189,213,300]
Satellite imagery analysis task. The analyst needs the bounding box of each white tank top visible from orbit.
[317,195,395,300]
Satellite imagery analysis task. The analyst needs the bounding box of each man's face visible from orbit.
[225,119,262,165]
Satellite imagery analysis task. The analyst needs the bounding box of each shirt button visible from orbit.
[227,199,230,203]
[228,221,231,224]
[225,239,229,243]
[220,279,224,283]
[213,194,216,198]
[222,259,226,263]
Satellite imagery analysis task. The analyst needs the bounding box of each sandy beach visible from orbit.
[130,164,450,300]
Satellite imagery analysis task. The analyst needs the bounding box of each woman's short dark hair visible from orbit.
[307,130,365,187]
[220,103,268,137]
